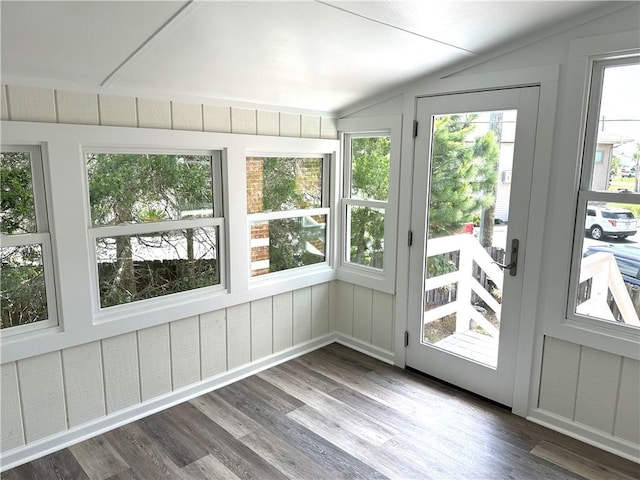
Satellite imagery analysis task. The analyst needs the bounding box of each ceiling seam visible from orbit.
[313,0,477,55]
[100,0,196,88]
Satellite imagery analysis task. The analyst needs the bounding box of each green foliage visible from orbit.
[87,153,216,307]
[1,152,36,234]
[1,152,47,328]
[87,153,213,225]
[348,137,390,268]
[1,245,47,328]
[351,136,390,200]
[428,115,499,238]
[260,158,325,273]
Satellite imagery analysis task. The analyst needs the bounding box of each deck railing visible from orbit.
[425,234,503,338]
[576,252,640,326]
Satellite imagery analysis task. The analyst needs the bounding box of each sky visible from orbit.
[600,63,640,164]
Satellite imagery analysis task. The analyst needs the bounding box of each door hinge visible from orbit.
[404,331,409,347]
[408,230,413,246]
[413,120,419,138]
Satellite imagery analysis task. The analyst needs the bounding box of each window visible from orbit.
[343,134,390,270]
[570,56,640,329]
[246,156,329,276]
[86,151,224,309]
[1,146,57,334]
[337,115,401,294]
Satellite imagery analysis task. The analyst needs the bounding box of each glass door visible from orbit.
[406,87,540,407]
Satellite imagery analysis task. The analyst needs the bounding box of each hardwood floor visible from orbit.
[2,343,638,480]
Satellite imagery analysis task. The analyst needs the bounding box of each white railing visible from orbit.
[576,252,640,326]
[425,234,503,338]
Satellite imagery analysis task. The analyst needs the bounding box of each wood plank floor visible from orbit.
[2,343,638,480]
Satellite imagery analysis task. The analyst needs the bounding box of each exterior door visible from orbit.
[406,87,540,407]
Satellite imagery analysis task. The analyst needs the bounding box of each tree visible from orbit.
[349,136,390,267]
[1,152,48,328]
[87,153,214,307]
[428,114,499,238]
[260,157,324,273]
[474,131,500,247]
[1,152,36,235]
[426,115,500,279]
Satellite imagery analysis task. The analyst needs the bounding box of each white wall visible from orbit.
[0,85,397,470]
[340,2,640,462]
[1,286,331,454]
[1,1,638,468]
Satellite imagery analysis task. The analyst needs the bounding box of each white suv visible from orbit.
[585,205,637,240]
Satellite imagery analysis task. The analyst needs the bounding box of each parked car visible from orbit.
[585,205,637,240]
[622,166,636,178]
[583,243,640,286]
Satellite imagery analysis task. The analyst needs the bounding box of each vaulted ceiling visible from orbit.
[0,1,618,113]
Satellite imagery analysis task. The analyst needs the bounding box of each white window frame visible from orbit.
[0,144,58,337]
[246,153,332,282]
[566,52,640,347]
[85,148,226,320]
[337,115,402,294]
[0,121,338,364]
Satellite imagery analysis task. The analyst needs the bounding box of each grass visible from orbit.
[604,175,640,217]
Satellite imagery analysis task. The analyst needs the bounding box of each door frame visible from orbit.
[406,87,540,408]
[392,65,560,416]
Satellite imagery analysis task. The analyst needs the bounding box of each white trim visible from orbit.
[89,217,223,238]
[391,65,561,411]
[0,144,59,336]
[249,207,329,222]
[0,334,338,473]
[336,115,402,295]
[334,332,396,365]
[0,120,339,363]
[539,29,640,359]
[528,408,640,464]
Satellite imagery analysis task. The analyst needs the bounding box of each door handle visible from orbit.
[493,239,519,276]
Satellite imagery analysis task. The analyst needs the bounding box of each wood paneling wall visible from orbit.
[3,283,386,455]
[333,281,395,352]
[1,85,338,139]
[538,336,640,445]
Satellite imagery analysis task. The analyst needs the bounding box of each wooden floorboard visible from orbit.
[2,343,638,480]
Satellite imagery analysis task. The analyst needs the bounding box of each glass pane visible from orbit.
[591,62,640,192]
[346,205,384,269]
[87,153,214,226]
[1,244,48,328]
[1,151,37,234]
[250,215,326,276]
[575,200,640,326]
[423,110,517,368]
[96,227,219,308]
[350,136,390,201]
[246,157,322,214]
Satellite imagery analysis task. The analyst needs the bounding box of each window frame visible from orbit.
[337,115,402,294]
[342,132,389,273]
[84,148,227,320]
[0,144,58,337]
[566,53,640,342]
[246,153,332,281]
[0,121,339,364]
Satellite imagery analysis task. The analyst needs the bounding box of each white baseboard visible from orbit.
[334,333,396,365]
[0,334,337,472]
[528,408,640,464]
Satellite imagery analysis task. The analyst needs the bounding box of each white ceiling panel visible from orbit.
[0,0,188,86]
[110,1,471,112]
[321,1,604,52]
[0,0,619,113]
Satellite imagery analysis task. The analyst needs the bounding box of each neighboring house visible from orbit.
[592,134,635,191]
